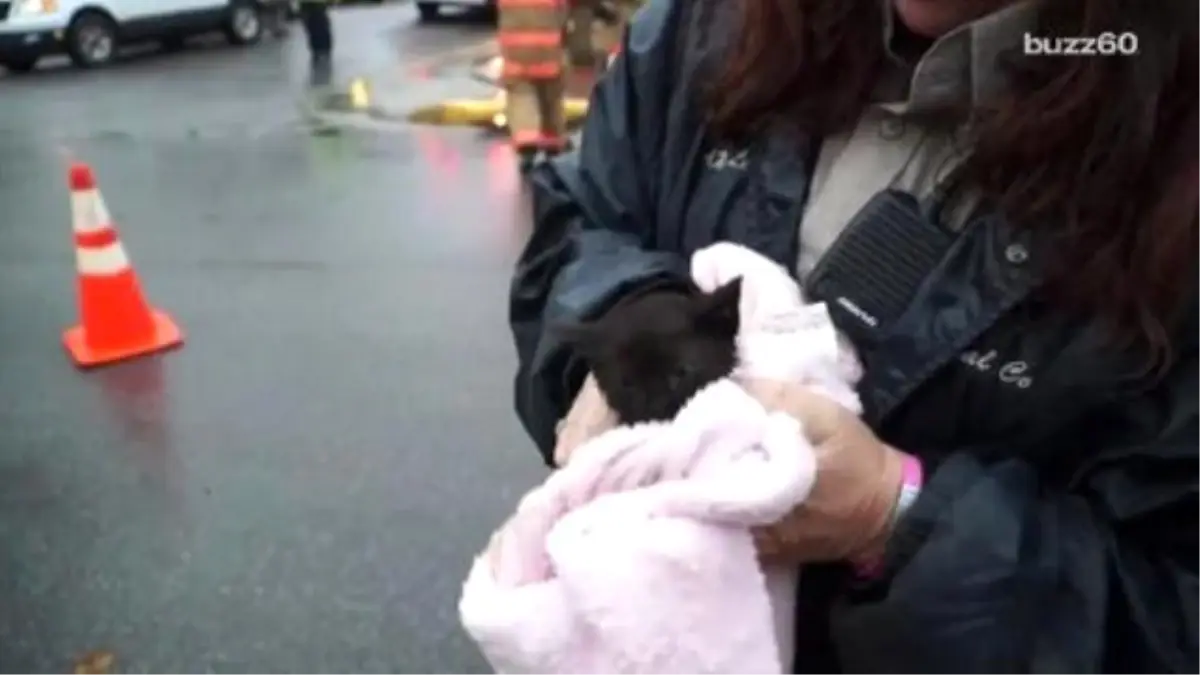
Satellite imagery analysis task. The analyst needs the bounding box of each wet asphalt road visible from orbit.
[0,5,546,672]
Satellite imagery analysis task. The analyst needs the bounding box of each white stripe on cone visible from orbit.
[77,241,131,276]
[70,188,113,234]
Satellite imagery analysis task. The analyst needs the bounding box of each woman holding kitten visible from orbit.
[508,0,1197,672]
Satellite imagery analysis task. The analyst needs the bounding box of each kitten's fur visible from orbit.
[558,278,743,424]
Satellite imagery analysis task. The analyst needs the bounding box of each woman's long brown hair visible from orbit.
[708,0,1198,373]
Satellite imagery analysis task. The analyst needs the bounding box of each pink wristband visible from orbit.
[899,452,924,500]
[853,451,923,579]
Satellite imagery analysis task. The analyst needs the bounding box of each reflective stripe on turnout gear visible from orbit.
[498,1,566,81]
[510,129,569,150]
[498,31,563,48]
[502,60,563,79]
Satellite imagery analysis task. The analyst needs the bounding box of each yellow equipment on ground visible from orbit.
[348,77,371,111]
[405,56,589,130]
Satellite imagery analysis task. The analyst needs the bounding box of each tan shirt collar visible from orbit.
[878,1,1038,114]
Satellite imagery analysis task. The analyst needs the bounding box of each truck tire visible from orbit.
[224,0,263,45]
[66,11,118,68]
[416,2,439,20]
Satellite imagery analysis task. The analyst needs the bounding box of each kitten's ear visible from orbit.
[693,276,743,338]
[552,320,602,358]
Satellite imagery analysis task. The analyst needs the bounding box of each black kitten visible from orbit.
[558,278,743,424]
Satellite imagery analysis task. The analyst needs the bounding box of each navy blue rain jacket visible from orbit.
[507,0,1199,671]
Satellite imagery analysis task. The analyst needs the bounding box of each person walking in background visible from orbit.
[497,0,570,171]
[298,0,333,67]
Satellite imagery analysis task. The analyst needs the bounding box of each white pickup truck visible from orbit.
[0,0,265,72]
[415,0,494,22]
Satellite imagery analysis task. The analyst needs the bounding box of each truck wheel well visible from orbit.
[69,6,119,32]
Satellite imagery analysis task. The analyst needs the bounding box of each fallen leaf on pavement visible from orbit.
[73,650,115,674]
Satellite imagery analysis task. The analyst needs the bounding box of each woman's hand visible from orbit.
[553,373,619,466]
[743,379,906,566]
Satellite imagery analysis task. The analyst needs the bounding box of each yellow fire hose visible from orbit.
[336,59,591,130]
[406,55,590,129]
[405,92,589,129]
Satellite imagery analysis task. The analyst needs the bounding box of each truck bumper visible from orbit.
[0,28,62,61]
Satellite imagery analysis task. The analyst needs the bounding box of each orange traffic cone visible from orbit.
[62,162,184,368]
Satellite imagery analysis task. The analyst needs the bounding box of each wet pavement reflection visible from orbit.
[0,4,545,672]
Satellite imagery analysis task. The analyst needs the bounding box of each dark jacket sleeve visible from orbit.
[508,0,692,464]
[832,345,1199,673]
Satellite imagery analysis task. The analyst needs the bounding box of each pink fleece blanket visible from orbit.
[459,243,862,674]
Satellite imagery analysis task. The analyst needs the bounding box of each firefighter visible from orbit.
[498,0,570,171]
[563,0,597,69]
[298,0,333,67]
